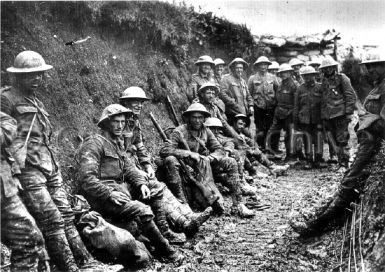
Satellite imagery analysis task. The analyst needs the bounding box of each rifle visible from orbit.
[165,95,180,127]
[149,112,219,205]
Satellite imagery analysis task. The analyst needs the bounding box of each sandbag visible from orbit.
[78,211,151,268]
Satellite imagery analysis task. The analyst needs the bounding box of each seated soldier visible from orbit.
[203,117,258,196]
[119,86,212,242]
[74,104,183,263]
[160,102,255,218]
[232,114,289,176]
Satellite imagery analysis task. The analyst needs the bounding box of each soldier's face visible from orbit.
[16,72,44,92]
[234,119,246,132]
[268,69,278,75]
[258,63,269,73]
[233,64,244,78]
[292,64,303,73]
[365,63,385,82]
[303,74,316,83]
[189,112,205,130]
[215,65,224,76]
[122,99,143,115]
[202,89,216,103]
[200,63,212,75]
[279,71,291,80]
[108,115,126,137]
[322,66,336,77]
[209,127,221,135]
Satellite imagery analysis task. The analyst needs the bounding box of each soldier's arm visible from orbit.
[159,129,196,159]
[0,112,17,147]
[218,77,240,111]
[341,74,357,115]
[122,155,148,190]
[206,128,224,153]
[0,95,14,116]
[246,83,254,109]
[76,138,115,202]
[133,125,152,167]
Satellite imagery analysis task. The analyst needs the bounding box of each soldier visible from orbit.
[160,103,255,218]
[268,61,280,76]
[74,104,184,263]
[213,58,226,86]
[1,112,47,272]
[289,58,305,84]
[219,58,254,125]
[267,63,300,162]
[248,56,279,149]
[319,58,357,168]
[231,114,289,176]
[293,51,385,236]
[1,51,98,271]
[293,66,327,169]
[190,55,216,100]
[119,87,212,241]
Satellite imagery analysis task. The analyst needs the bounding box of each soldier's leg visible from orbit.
[47,170,94,267]
[18,165,78,272]
[267,109,280,152]
[266,116,283,154]
[334,116,350,167]
[1,193,45,272]
[163,156,187,203]
[254,107,266,148]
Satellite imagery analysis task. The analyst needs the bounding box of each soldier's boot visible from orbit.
[141,220,185,263]
[240,177,257,196]
[231,203,255,218]
[211,199,225,215]
[303,153,313,169]
[182,207,213,237]
[269,164,290,176]
[45,233,79,272]
[152,199,186,245]
[65,224,95,268]
[314,154,328,169]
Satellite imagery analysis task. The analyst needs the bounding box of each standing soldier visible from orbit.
[119,87,212,242]
[289,58,305,84]
[248,56,279,149]
[293,66,326,169]
[267,63,299,162]
[319,58,356,168]
[213,58,226,86]
[219,58,254,124]
[1,112,46,272]
[75,104,184,262]
[293,51,385,236]
[307,59,322,82]
[190,55,216,100]
[160,103,255,218]
[1,51,99,271]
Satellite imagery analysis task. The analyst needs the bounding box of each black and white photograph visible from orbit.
[0,0,384,271]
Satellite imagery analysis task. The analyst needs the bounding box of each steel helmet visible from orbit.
[120,86,150,101]
[194,55,215,66]
[182,102,211,118]
[289,58,304,67]
[360,49,385,65]
[97,104,132,127]
[7,51,53,73]
[319,58,339,69]
[307,59,321,67]
[204,117,223,128]
[268,61,279,70]
[214,58,226,66]
[254,56,272,66]
[197,82,220,96]
[228,58,248,69]
[277,63,294,73]
[234,114,250,127]
[299,66,318,75]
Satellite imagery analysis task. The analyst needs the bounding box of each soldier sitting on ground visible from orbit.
[119,87,212,243]
[231,114,289,177]
[74,104,184,263]
[160,103,256,218]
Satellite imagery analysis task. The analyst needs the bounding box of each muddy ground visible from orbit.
[135,163,348,272]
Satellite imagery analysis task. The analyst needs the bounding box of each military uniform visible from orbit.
[1,88,92,272]
[268,77,299,156]
[190,72,216,100]
[321,73,356,165]
[0,112,46,272]
[219,73,253,122]
[248,72,279,147]
[293,81,323,163]
[160,124,242,210]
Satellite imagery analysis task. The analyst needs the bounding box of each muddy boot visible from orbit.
[46,233,79,272]
[141,220,184,264]
[314,154,328,169]
[211,199,225,215]
[327,154,338,164]
[240,177,257,196]
[182,207,213,237]
[66,225,93,268]
[152,199,186,245]
[231,203,255,218]
[269,164,290,176]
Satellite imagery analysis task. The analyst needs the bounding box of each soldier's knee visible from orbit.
[220,157,238,172]
[42,211,66,236]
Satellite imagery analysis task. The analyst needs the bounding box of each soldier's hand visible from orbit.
[144,164,155,179]
[110,191,130,206]
[140,185,151,200]
[189,152,201,164]
[249,106,254,115]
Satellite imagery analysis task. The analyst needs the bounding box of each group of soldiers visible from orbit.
[0,48,384,271]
